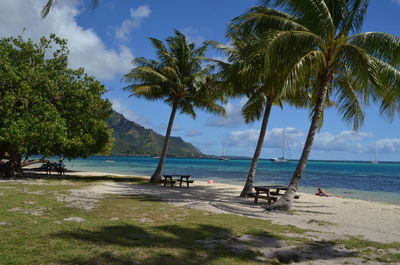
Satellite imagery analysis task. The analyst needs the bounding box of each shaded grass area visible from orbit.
[0,176,398,264]
[337,237,400,263]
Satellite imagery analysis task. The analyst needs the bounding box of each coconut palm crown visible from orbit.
[123,30,226,183]
[235,0,400,210]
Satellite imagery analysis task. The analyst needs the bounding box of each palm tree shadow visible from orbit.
[54,223,263,265]
[54,223,357,265]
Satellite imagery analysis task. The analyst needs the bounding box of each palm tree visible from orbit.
[41,0,99,18]
[210,28,310,197]
[236,0,400,210]
[123,31,225,183]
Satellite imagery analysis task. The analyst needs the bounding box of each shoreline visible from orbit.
[59,170,400,243]
[64,168,400,205]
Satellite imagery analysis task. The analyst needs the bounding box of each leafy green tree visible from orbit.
[210,28,311,197]
[41,0,99,18]
[0,35,113,178]
[123,31,225,183]
[236,0,400,210]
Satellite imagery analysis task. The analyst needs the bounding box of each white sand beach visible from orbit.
[67,171,400,244]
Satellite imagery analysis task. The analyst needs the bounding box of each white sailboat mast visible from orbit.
[282,128,285,159]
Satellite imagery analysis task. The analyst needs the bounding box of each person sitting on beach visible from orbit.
[315,188,343,198]
[45,161,51,175]
[57,159,65,175]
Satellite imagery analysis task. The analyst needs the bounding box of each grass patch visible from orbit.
[0,177,313,265]
[337,236,400,263]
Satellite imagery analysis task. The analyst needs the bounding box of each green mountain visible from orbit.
[107,111,204,157]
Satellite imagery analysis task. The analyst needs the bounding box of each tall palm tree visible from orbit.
[41,0,99,18]
[210,28,310,197]
[123,31,225,183]
[236,0,400,211]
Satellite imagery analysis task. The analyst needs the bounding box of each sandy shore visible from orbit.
[66,170,400,244]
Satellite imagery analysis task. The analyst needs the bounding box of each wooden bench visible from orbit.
[162,175,194,188]
[254,194,278,205]
[178,175,193,188]
[162,175,176,187]
[253,185,300,205]
[249,192,300,200]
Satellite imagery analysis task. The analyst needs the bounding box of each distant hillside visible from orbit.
[107,111,204,157]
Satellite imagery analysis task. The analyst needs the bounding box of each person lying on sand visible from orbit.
[315,188,343,198]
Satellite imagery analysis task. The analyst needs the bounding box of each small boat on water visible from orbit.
[152,156,160,159]
[270,128,291,163]
[269,157,289,163]
[370,143,379,164]
[105,160,115,163]
[218,143,230,160]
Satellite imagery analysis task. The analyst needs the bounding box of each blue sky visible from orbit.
[1,0,400,161]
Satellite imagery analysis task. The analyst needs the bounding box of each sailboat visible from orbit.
[370,143,379,164]
[218,143,230,160]
[270,128,290,163]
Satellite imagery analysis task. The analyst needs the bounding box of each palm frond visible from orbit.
[337,44,382,89]
[41,0,99,18]
[371,59,400,122]
[123,67,168,84]
[230,6,309,34]
[339,0,369,35]
[262,30,325,74]
[242,91,267,123]
[334,72,367,130]
[281,50,326,97]
[350,32,400,65]
[260,0,335,36]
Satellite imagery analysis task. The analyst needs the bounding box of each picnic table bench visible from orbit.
[252,185,300,205]
[40,162,62,175]
[162,175,194,188]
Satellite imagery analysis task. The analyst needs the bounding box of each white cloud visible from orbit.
[206,98,246,128]
[313,131,373,152]
[0,0,134,81]
[224,128,374,154]
[181,27,205,44]
[224,129,260,147]
[224,127,305,149]
[266,128,305,149]
[185,130,203,138]
[375,138,400,153]
[115,5,151,41]
[110,99,150,127]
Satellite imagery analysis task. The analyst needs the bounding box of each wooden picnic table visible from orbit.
[162,175,193,188]
[253,185,288,205]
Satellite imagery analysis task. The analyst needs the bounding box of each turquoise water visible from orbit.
[62,156,400,204]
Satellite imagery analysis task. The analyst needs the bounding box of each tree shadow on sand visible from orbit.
[18,171,146,183]
[54,223,357,265]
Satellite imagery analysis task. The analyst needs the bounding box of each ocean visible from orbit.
[62,156,400,204]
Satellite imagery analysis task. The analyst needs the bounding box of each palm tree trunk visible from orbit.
[149,102,179,183]
[240,101,273,197]
[267,72,332,211]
